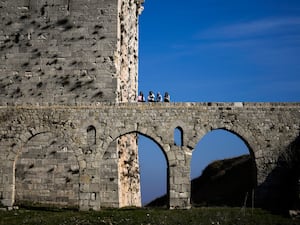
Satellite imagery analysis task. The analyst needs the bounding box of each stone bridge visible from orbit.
[0,102,299,210]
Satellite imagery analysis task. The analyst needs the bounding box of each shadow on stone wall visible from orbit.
[256,135,300,213]
[14,132,80,209]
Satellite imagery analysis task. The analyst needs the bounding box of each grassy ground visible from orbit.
[0,207,298,225]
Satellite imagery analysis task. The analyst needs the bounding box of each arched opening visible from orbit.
[138,134,168,207]
[87,125,96,146]
[100,132,168,208]
[190,129,256,207]
[174,127,183,146]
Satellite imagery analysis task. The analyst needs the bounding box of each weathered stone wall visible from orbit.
[115,0,144,207]
[15,132,80,207]
[116,0,143,103]
[0,0,298,212]
[0,0,143,105]
[0,102,299,210]
[118,134,141,207]
[0,0,144,209]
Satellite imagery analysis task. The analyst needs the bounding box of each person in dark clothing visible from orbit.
[164,92,170,102]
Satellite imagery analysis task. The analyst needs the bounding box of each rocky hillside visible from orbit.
[147,154,255,207]
[191,154,255,206]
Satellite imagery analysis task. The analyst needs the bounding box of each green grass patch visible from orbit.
[0,207,298,225]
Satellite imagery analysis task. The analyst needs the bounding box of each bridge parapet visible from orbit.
[0,102,299,210]
[1,101,300,109]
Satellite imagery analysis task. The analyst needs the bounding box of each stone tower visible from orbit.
[0,0,144,209]
[0,0,144,104]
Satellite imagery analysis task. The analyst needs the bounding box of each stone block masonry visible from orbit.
[1,0,115,104]
[0,0,144,210]
[0,0,299,212]
[0,102,299,210]
[0,0,143,104]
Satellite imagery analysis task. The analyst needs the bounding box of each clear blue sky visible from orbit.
[137,0,300,205]
[138,0,300,102]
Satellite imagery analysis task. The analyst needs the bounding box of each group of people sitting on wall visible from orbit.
[137,91,170,102]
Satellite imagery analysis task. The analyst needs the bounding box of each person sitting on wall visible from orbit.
[137,91,145,102]
[148,91,155,102]
[156,92,162,102]
[164,92,170,102]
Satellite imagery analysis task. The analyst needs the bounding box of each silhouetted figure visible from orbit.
[164,92,170,102]
[137,91,145,102]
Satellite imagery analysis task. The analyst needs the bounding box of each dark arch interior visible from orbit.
[87,125,96,145]
[190,129,257,207]
[174,127,183,146]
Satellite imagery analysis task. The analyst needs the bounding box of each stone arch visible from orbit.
[138,134,169,206]
[105,130,169,164]
[78,119,101,139]
[168,120,189,148]
[188,122,259,160]
[1,129,51,207]
[174,127,184,147]
[195,126,257,180]
[101,127,167,157]
[100,130,170,208]
[217,127,256,159]
[190,127,257,207]
[14,126,84,164]
[14,130,80,208]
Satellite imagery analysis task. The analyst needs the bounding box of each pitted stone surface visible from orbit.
[0,0,299,211]
[0,102,299,210]
[0,0,144,210]
[0,0,142,104]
